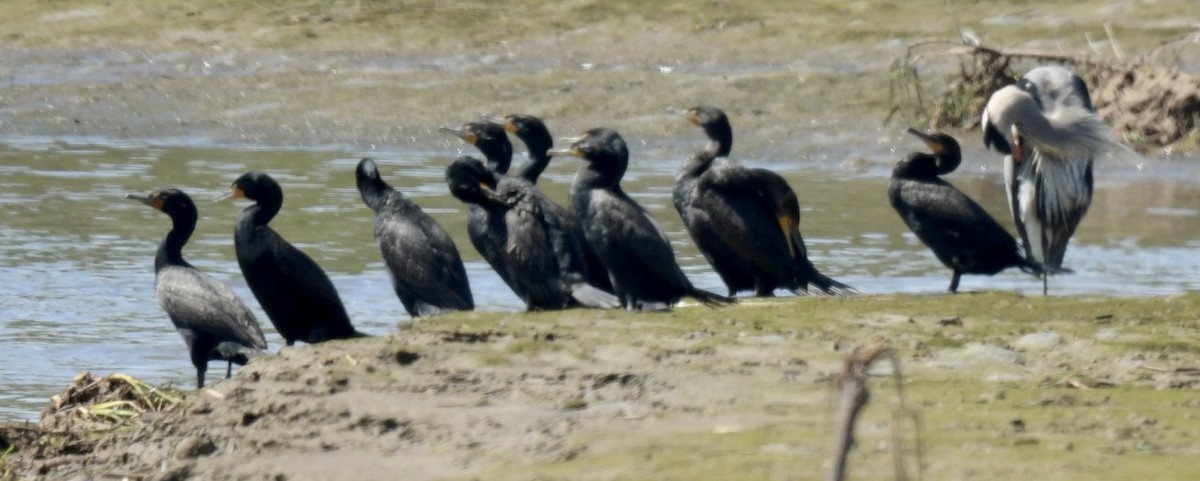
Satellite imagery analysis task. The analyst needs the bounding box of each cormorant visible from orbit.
[981,65,1110,294]
[441,121,522,298]
[445,156,619,311]
[674,105,857,297]
[216,171,365,345]
[355,158,474,317]
[492,113,616,294]
[494,114,555,183]
[549,127,735,310]
[127,188,267,388]
[441,121,513,174]
[443,119,615,298]
[889,129,1043,293]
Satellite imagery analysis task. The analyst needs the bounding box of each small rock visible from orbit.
[955,343,1025,365]
[174,435,217,459]
[1014,331,1062,351]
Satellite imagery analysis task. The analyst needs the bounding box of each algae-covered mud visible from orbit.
[3,1,1200,480]
[6,293,1200,480]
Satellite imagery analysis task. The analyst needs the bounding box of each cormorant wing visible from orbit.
[595,190,690,287]
[375,196,474,312]
[156,266,267,349]
[700,160,808,259]
[895,179,1015,248]
[266,230,349,315]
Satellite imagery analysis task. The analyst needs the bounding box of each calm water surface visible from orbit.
[1,131,1198,421]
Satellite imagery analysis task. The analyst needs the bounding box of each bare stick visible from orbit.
[829,340,894,481]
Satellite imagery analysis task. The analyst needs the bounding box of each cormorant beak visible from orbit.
[501,117,518,134]
[213,186,245,202]
[905,127,943,154]
[126,192,164,210]
[477,182,507,204]
[665,107,699,125]
[778,216,797,258]
[439,126,477,145]
[546,147,581,158]
[547,134,587,158]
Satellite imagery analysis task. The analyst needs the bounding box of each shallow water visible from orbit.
[1,131,1197,421]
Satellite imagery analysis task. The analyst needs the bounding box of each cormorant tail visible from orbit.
[689,288,737,308]
[415,301,466,318]
[807,271,860,296]
[214,342,267,365]
[570,283,622,309]
[1021,258,1072,277]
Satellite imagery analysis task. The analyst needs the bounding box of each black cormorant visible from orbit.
[217,171,365,345]
[441,121,521,297]
[441,121,513,174]
[981,65,1110,294]
[356,158,474,317]
[492,113,616,294]
[445,156,619,311]
[127,188,267,388]
[674,105,857,297]
[443,119,615,298]
[495,114,554,183]
[889,129,1044,293]
[549,127,735,311]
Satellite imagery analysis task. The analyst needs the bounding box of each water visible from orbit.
[0,132,1197,422]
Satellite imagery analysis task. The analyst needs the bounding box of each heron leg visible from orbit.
[226,361,233,379]
[196,366,206,389]
[948,271,961,294]
[1042,273,1048,296]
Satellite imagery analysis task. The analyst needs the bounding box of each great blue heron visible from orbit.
[981,66,1112,294]
[889,129,1043,293]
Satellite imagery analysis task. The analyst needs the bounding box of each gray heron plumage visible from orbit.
[981,66,1112,294]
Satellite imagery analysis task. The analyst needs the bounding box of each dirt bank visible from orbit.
[5,293,1200,480]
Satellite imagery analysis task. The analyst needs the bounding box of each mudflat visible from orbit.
[3,2,1200,480]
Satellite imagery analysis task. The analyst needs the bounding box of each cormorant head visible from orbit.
[441,121,513,173]
[547,128,629,179]
[905,128,962,175]
[684,105,730,132]
[445,156,503,205]
[355,157,391,192]
[502,114,553,151]
[127,188,197,220]
[218,171,283,205]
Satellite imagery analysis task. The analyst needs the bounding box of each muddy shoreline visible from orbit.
[6,294,1200,480]
[4,1,1200,479]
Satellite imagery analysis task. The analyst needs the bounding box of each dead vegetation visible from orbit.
[829,339,923,481]
[889,29,1200,154]
[0,372,183,479]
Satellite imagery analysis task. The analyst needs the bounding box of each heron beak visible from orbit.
[439,126,477,145]
[214,186,245,202]
[127,192,164,211]
[905,127,943,153]
[1010,124,1024,164]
